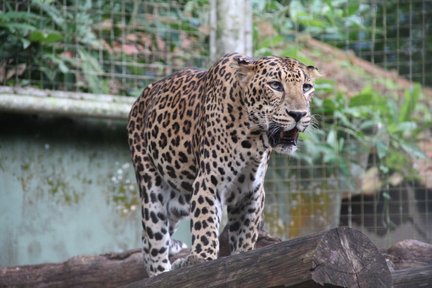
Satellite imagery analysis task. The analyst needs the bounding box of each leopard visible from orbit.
[127,52,319,277]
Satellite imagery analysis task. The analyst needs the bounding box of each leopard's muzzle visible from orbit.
[268,126,299,148]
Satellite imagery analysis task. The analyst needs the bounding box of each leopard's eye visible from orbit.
[268,81,284,92]
[303,83,313,93]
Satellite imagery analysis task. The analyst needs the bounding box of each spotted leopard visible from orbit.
[127,53,319,276]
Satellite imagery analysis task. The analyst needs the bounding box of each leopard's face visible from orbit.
[233,56,319,154]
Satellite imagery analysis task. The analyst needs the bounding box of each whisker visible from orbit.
[309,114,320,130]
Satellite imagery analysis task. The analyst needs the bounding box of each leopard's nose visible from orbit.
[287,111,306,122]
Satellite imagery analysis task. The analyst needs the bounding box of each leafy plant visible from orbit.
[293,82,429,192]
[1,0,209,95]
[253,0,369,43]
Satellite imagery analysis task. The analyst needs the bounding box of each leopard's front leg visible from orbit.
[172,173,223,269]
[227,185,265,254]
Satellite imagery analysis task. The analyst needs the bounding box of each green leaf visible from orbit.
[321,98,337,115]
[0,11,40,23]
[399,84,421,122]
[400,142,426,158]
[345,1,360,16]
[257,35,284,50]
[43,54,70,73]
[21,38,31,49]
[350,95,372,108]
[31,0,65,28]
[326,129,337,147]
[1,23,36,34]
[376,141,388,159]
[77,49,108,93]
[358,120,376,130]
[349,89,374,107]
[314,79,336,93]
[388,121,417,134]
[30,30,63,43]
[334,111,351,127]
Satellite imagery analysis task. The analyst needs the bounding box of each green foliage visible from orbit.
[255,0,432,87]
[1,0,208,95]
[294,82,429,189]
[253,0,368,41]
[254,0,431,195]
[0,0,105,92]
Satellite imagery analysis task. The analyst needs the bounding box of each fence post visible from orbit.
[210,0,253,61]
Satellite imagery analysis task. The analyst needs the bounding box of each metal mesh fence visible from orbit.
[330,0,431,248]
[332,0,432,87]
[2,0,431,248]
[1,0,210,95]
[259,0,432,248]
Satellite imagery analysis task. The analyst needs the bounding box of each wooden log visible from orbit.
[385,239,432,270]
[0,227,393,288]
[126,227,392,288]
[0,249,146,288]
[0,228,278,288]
[392,265,432,288]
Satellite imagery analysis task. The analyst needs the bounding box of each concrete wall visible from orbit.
[0,113,189,266]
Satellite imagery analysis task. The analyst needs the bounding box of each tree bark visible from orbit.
[392,265,432,288]
[385,239,432,270]
[0,227,279,288]
[4,228,431,288]
[210,0,253,61]
[126,227,391,288]
[0,249,146,288]
[383,239,432,287]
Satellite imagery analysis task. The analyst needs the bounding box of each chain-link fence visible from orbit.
[1,1,209,95]
[258,0,432,248]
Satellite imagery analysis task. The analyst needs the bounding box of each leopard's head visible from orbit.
[232,55,320,154]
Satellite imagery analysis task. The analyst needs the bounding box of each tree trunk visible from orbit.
[210,0,253,61]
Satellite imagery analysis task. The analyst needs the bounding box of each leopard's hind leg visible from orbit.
[134,158,172,277]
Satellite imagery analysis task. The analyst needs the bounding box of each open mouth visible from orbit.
[268,127,299,147]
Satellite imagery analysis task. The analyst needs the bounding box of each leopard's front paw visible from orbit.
[171,254,206,270]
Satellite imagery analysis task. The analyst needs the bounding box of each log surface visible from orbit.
[0,227,398,288]
[392,265,432,288]
[385,239,432,270]
[0,249,146,288]
[0,228,278,288]
[127,227,391,288]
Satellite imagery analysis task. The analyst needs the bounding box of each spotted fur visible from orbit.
[127,53,319,276]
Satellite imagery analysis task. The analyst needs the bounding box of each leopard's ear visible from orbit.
[230,55,255,83]
[306,65,322,80]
